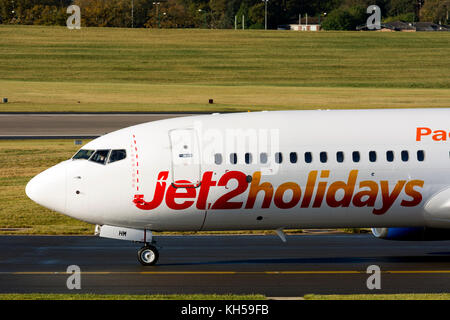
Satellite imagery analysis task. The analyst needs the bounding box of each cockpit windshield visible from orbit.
[89,150,110,165]
[72,149,94,160]
[72,148,127,164]
[109,150,127,163]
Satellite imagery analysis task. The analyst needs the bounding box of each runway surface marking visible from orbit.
[4,270,450,275]
[1,236,449,294]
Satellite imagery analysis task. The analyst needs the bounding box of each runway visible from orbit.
[0,113,193,138]
[1,234,450,296]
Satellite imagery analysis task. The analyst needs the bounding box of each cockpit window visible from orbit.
[89,150,110,165]
[73,149,94,160]
[109,150,127,163]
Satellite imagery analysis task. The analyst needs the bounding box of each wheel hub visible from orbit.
[141,249,155,263]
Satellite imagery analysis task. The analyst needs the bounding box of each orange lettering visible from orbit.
[352,180,378,207]
[416,127,431,141]
[245,171,273,209]
[373,180,406,215]
[433,130,447,141]
[274,182,301,209]
[326,170,358,207]
[301,171,317,208]
[313,171,329,208]
[401,180,424,207]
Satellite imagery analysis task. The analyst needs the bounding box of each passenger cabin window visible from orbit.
[386,150,394,162]
[275,152,282,164]
[290,152,297,163]
[260,153,268,164]
[305,152,312,163]
[245,153,252,164]
[336,151,344,163]
[352,151,360,163]
[369,151,377,162]
[109,150,127,163]
[401,150,409,162]
[320,152,327,163]
[89,150,110,165]
[214,153,222,165]
[230,153,237,164]
[73,149,94,160]
[417,150,425,162]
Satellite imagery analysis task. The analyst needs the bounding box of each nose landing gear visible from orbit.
[96,225,160,266]
[137,243,159,266]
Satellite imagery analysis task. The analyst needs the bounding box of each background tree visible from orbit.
[145,0,193,28]
[321,7,356,30]
[1,0,447,28]
[209,0,226,28]
[248,2,264,29]
[235,1,250,28]
[0,0,71,24]
[421,0,449,24]
[389,0,416,16]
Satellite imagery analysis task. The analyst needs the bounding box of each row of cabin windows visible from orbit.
[214,150,426,165]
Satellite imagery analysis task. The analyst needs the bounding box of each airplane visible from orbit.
[25,109,450,266]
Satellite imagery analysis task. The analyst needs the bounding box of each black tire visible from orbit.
[137,245,159,266]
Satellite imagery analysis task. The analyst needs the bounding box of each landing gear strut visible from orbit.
[96,225,159,266]
[137,243,159,266]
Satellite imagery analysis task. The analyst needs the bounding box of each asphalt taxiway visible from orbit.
[0,113,193,138]
[1,234,449,296]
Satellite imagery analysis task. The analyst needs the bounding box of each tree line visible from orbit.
[0,0,448,29]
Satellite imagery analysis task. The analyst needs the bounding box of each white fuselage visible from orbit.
[26,109,450,232]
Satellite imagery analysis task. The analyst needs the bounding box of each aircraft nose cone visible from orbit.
[26,162,67,213]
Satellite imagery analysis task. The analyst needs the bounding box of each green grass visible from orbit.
[0,25,449,112]
[0,293,266,300]
[2,293,449,300]
[0,139,94,234]
[304,293,450,300]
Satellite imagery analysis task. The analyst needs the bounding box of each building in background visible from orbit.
[290,24,320,31]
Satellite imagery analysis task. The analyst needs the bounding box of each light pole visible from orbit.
[198,9,207,28]
[445,4,448,25]
[262,0,268,30]
[131,0,134,28]
[153,2,160,28]
[318,12,327,26]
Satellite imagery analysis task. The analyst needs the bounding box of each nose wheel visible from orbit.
[137,244,159,266]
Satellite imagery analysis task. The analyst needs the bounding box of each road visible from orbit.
[1,234,449,296]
